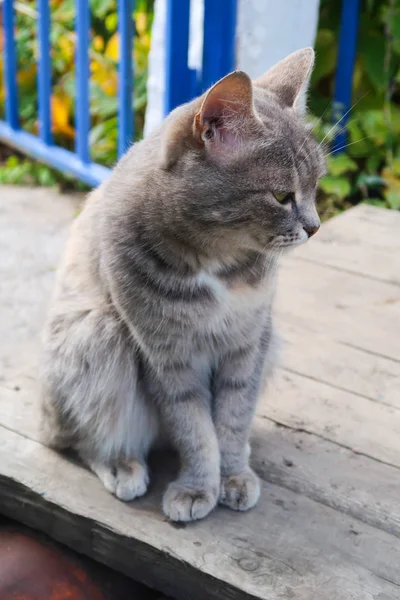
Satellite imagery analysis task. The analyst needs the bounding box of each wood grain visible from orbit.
[280,321,400,409]
[259,369,400,467]
[277,256,400,360]
[293,203,400,286]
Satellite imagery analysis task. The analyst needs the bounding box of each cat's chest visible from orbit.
[193,268,270,332]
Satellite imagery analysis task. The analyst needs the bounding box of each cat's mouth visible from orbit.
[270,231,309,250]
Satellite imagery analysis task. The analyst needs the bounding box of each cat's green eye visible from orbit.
[273,191,294,204]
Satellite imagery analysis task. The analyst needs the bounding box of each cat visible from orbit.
[41,48,325,522]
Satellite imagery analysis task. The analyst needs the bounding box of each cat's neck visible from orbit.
[138,216,279,284]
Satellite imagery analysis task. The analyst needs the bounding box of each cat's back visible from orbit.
[49,185,108,317]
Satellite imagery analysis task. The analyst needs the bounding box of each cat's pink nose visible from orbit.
[304,224,320,237]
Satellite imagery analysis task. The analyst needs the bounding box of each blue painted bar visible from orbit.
[118,0,134,156]
[0,121,110,186]
[218,0,237,77]
[332,0,360,152]
[75,0,90,163]
[2,0,19,129]
[201,0,237,92]
[37,0,52,144]
[164,0,191,116]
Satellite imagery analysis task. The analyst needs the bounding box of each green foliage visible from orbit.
[0,154,88,190]
[0,0,154,173]
[1,0,399,217]
[311,0,400,218]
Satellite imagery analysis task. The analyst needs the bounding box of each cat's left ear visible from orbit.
[254,48,315,114]
[193,71,257,155]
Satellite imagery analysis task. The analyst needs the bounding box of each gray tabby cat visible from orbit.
[41,48,325,522]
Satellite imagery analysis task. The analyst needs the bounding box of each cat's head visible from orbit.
[160,48,326,258]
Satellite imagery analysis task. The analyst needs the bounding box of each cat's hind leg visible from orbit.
[88,459,149,501]
[41,306,159,501]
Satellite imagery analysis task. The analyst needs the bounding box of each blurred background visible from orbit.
[0,0,399,220]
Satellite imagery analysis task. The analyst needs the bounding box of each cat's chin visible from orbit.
[268,238,307,252]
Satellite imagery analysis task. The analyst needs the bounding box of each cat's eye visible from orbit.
[273,191,294,204]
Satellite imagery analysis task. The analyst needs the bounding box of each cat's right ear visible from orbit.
[193,71,256,160]
[161,71,256,169]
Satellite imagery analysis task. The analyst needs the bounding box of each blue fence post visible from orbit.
[332,0,360,153]
[37,0,52,145]
[201,0,237,92]
[75,0,90,163]
[164,0,191,116]
[118,0,134,156]
[2,0,19,129]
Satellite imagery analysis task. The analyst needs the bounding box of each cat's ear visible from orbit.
[193,71,256,156]
[254,48,315,114]
[161,71,256,169]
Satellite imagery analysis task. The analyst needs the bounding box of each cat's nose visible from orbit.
[303,224,320,238]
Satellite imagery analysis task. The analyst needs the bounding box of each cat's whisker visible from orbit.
[296,100,333,159]
[318,91,370,149]
[324,135,371,158]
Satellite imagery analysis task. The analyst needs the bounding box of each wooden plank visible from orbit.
[0,185,77,378]
[277,257,400,361]
[294,204,400,285]
[280,321,400,409]
[1,424,400,600]
[259,369,400,468]
[251,419,400,538]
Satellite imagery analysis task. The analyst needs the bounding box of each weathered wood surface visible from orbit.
[1,187,400,599]
[291,203,400,286]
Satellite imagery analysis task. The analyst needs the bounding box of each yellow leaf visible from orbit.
[105,33,119,61]
[91,60,118,96]
[135,12,147,36]
[51,93,74,137]
[58,36,74,62]
[91,60,102,74]
[101,72,118,96]
[93,35,104,52]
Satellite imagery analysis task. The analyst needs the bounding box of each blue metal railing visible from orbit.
[332,0,360,152]
[0,0,237,186]
[0,0,359,186]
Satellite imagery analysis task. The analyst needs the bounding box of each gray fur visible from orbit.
[41,49,325,521]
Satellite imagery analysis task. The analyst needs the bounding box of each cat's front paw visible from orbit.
[219,468,260,511]
[162,481,218,522]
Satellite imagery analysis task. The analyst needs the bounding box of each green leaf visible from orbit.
[90,0,116,19]
[37,167,56,187]
[385,190,400,209]
[326,154,358,176]
[6,155,20,168]
[360,35,386,90]
[105,12,118,32]
[319,176,351,200]
[312,29,337,84]
[366,198,387,208]
[366,153,382,174]
[390,11,400,39]
[392,159,400,177]
[358,110,387,145]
